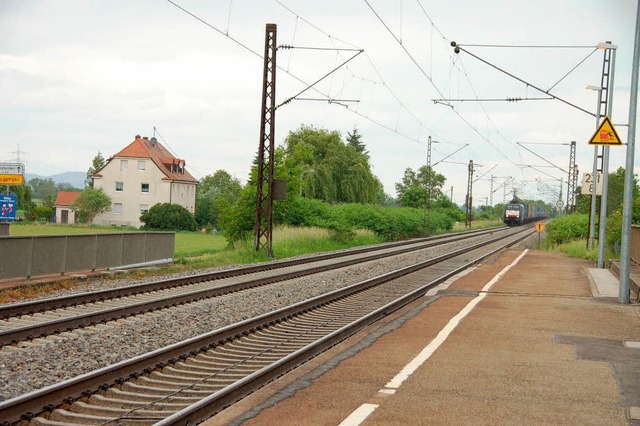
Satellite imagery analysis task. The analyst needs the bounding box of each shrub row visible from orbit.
[275,197,464,241]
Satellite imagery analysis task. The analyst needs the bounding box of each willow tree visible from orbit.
[282,125,383,204]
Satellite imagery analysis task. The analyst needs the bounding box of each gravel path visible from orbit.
[0,229,533,401]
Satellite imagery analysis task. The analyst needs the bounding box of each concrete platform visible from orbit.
[587,267,621,299]
[204,249,640,426]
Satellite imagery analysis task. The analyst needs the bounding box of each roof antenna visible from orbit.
[150,126,158,145]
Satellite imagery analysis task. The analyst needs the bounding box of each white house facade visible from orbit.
[93,135,198,228]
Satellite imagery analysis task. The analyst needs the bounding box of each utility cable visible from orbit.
[451,43,595,117]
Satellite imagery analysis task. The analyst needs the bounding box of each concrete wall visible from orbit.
[0,232,175,279]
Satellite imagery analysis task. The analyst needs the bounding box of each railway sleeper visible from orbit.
[179,359,260,375]
[68,401,176,418]
[136,375,231,392]
[210,346,286,359]
[168,370,253,383]
[148,370,241,385]
[119,381,214,397]
[196,355,277,369]
[87,393,189,410]
[163,365,256,378]
[36,409,119,426]
[136,374,236,389]
[105,387,202,404]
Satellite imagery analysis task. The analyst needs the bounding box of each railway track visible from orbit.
[0,225,534,425]
[0,227,506,347]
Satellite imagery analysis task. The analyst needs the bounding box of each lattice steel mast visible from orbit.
[254,24,277,257]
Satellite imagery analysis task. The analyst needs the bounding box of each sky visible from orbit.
[0,0,638,208]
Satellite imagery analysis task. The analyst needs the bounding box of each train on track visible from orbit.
[503,200,548,226]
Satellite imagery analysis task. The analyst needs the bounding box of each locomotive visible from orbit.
[503,201,548,226]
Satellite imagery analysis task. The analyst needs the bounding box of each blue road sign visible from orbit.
[0,195,17,221]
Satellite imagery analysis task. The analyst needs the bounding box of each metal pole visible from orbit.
[588,91,602,250]
[254,23,277,257]
[619,1,640,303]
[489,175,494,206]
[597,46,616,268]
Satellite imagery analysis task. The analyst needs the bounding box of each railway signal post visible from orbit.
[534,221,545,249]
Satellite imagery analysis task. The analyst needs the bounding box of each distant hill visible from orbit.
[25,172,86,189]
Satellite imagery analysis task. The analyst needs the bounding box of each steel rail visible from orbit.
[0,228,506,347]
[0,227,505,320]
[161,230,534,425]
[0,227,532,425]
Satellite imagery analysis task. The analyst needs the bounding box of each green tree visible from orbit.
[346,127,368,157]
[72,187,111,224]
[28,177,57,202]
[56,182,82,192]
[140,203,197,231]
[8,184,34,212]
[395,165,446,209]
[281,125,383,204]
[86,151,106,188]
[195,170,242,230]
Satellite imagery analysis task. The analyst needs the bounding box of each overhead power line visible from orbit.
[169,0,442,149]
[450,42,597,117]
[432,96,553,103]
[365,1,521,166]
[455,43,598,49]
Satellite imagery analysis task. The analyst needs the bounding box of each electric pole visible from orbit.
[597,42,617,268]
[465,160,473,228]
[424,136,434,234]
[254,23,277,257]
[567,141,577,211]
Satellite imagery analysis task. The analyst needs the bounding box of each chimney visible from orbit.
[143,136,149,140]
[135,134,141,139]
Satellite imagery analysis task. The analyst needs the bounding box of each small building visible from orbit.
[54,191,80,224]
[92,135,198,228]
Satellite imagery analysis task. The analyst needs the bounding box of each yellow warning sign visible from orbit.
[589,116,623,145]
[534,221,545,233]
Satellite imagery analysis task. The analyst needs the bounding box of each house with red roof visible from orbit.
[54,191,81,224]
[92,135,198,228]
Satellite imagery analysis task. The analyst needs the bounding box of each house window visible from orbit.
[140,204,149,214]
[138,160,146,171]
[120,160,128,171]
[113,203,123,214]
[115,181,124,192]
[141,183,150,193]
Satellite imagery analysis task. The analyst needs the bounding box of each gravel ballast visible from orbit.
[0,229,535,401]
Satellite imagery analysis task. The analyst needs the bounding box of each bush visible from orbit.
[140,203,197,231]
[545,213,589,245]
[25,205,54,222]
[222,190,471,245]
[606,210,622,251]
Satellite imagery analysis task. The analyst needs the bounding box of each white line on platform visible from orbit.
[337,403,379,426]
[339,249,529,425]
